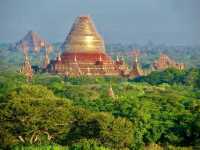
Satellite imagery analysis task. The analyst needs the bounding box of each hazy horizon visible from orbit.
[0,0,199,45]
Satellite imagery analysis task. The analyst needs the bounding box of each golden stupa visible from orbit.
[49,16,129,77]
[62,16,105,53]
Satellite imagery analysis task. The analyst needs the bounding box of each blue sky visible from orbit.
[0,0,199,45]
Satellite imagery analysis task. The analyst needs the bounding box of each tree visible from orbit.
[0,84,73,148]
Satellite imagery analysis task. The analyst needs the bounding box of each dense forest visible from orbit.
[0,68,200,150]
[0,43,200,149]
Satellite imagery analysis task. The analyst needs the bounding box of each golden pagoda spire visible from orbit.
[116,55,119,62]
[121,56,125,62]
[129,49,144,78]
[132,49,140,63]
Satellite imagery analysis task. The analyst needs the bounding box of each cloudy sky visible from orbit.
[0,0,199,45]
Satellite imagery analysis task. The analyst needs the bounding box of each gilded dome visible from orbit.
[62,16,106,53]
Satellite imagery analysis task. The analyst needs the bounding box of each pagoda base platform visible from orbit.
[49,52,124,77]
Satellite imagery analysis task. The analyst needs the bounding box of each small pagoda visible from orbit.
[19,42,33,80]
[129,50,144,78]
[108,84,115,98]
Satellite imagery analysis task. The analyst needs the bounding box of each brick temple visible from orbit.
[153,53,185,70]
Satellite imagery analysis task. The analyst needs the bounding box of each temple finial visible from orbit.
[56,50,61,61]
[116,55,119,62]
[129,49,143,78]
[132,49,140,63]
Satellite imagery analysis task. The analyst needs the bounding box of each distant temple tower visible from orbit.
[129,50,144,78]
[49,16,127,76]
[153,53,185,70]
[19,42,33,80]
[16,31,52,53]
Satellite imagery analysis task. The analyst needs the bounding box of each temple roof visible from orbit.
[62,16,106,53]
[129,61,144,78]
[153,53,185,70]
[16,31,52,53]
